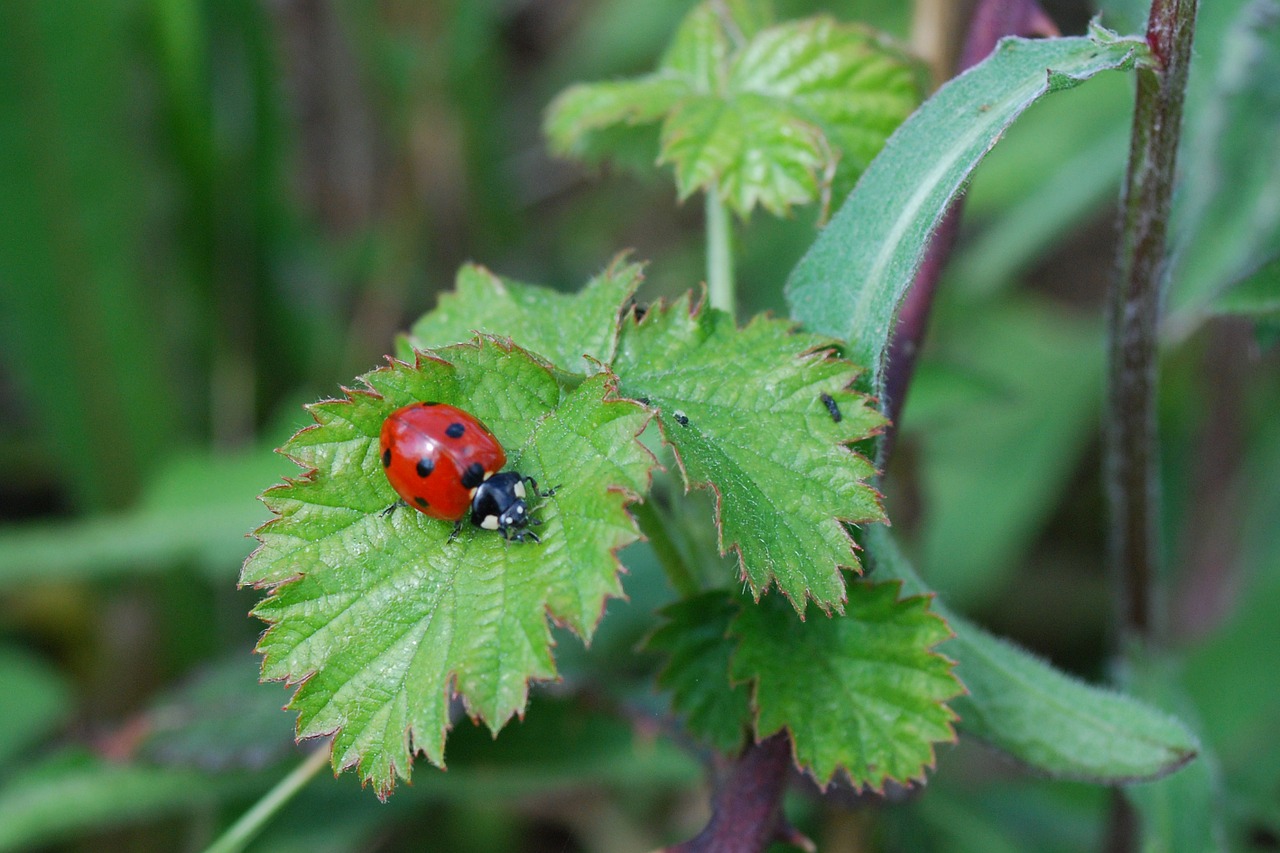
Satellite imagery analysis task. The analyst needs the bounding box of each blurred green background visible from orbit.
[1,0,1277,850]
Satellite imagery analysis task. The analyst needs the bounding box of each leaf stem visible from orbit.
[633,499,701,598]
[665,733,798,852]
[1106,0,1198,646]
[705,186,736,315]
[201,747,330,853]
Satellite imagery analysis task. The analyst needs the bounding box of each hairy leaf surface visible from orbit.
[241,341,654,795]
[612,294,885,612]
[545,1,921,217]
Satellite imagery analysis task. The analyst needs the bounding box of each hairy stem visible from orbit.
[1106,0,1198,645]
[665,733,802,853]
[201,747,330,853]
[706,186,736,315]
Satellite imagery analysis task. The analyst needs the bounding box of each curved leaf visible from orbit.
[864,525,1199,782]
[785,28,1151,399]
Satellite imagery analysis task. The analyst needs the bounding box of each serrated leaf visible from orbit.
[864,525,1200,782]
[545,2,923,218]
[544,75,691,165]
[726,17,926,198]
[241,340,654,796]
[731,583,960,790]
[660,92,826,215]
[612,293,885,612]
[647,593,752,752]
[400,257,644,370]
[660,3,731,91]
[786,31,1150,402]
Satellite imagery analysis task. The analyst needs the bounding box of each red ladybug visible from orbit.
[379,402,552,542]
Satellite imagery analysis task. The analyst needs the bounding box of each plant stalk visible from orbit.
[633,499,701,598]
[1106,0,1198,646]
[706,186,736,315]
[201,747,331,853]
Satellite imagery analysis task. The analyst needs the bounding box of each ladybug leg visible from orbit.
[523,477,559,499]
[447,519,464,543]
[380,499,408,517]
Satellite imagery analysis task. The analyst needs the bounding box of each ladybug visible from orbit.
[379,402,553,542]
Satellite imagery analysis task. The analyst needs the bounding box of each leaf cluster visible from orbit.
[545,0,925,219]
[242,259,923,796]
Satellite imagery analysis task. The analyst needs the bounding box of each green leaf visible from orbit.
[0,647,72,766]
[647,592,752,752]
[0,749,260,853]
[1121,653,1225,853]
[731,583,960,789]
[660,92,826,215]
[864,525,1200,782]
[1166,0,1280,334]
[612,293,885,612]
[241,340,654,796]
[1210,254,1280,318]
[134,656,297,772]
[544,75,691,165]
[785,30,1150,400]
[909,297,1103,606]
[0,0,178,509]
[0,447,284,588]
[400,257,644,370]
[545,2,923,218]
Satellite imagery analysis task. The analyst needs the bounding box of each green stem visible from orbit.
[201,747,331,853]
[1106,0,1198,649]
[705,186,735,315]
[632,500,700,598]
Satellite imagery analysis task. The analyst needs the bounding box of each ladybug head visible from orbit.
[470,472,532,538]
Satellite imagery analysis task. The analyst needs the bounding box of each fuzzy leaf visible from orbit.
[241,340,654,796]
[786,29,1150,401]
[864,525,1200,782]
[400,257,644,370]
[647,593,752,752]
[612,294,885,612]
[545,2,922,218]
[731,583,960,789]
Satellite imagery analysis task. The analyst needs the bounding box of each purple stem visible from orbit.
[880,0,1058,466]
[664,733,799,853]
[1106,0,1199,647]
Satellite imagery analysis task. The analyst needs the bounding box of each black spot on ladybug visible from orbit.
[414,496,429,508]
[381,448,392,468]
[673,410,689,427]
[461,462,485,489]
[446,422,466,439]
[820,393,842,423]
[416,457,435,478]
